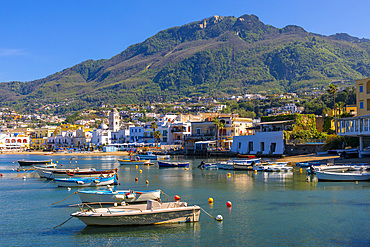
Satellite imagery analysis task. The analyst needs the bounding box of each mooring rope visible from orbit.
[53,216,73,229]
[52,191,77,205]
[40,179,54,188]
[160,190,170,201]
[200,207,222,221]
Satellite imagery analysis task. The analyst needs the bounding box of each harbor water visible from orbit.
[0,154,369,246]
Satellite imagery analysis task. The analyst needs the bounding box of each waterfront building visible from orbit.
[109,108,120,132]
[30,126,57,149]
[337,77,370,157]
[0,133,30,151]
[91,124,111,147]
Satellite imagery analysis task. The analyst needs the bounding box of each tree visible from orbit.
[212,117,219,146]
[153,131,162,148]
[327,84,338,133]
[219,122,225,148]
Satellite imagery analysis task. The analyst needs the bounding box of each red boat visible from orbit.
[237,154,255,159]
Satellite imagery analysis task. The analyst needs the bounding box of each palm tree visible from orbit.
[212,117,219,146]
[153,131,162,148]
[150,121,158,146]
[327,84,338,133]
[219,122,225,149]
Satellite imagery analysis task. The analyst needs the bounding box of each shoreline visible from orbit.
[1,151,367,164]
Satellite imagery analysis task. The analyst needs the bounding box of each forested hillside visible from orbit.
[1,14,369,113]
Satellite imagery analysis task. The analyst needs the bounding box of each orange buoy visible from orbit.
[208,198,213,204]
[227,173,231,177]
[139,169,142,173]
[146,180,149,184]
[184,167,188,170]
[254,170,257,174]
[135,165,138,169]
[226,201,232,207]
[300,168,303,173]
[135,177,138,182]
[1,173,3,177]
[17,169,19,172]
[174,195,181,201]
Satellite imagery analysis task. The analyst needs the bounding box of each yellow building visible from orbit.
[356,77,370,116]
[345,105,357,116]
[30,126,57,149]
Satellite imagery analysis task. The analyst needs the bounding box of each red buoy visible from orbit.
[226,201,232,207]
[174,195,181,201]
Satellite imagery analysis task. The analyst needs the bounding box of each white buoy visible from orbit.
[216,215,223,221]
[22,176,26,180]
[67,187,71,191]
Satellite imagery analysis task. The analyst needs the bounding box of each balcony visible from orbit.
[337,115,370,136]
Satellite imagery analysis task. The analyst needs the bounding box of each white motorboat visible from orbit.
[71,200,201,226]
[233,158,261,170]
[314,165,351,173]
[315,171,370,181]
[215,161,234,170]
[77,189,161,204]
[253,162,292,172]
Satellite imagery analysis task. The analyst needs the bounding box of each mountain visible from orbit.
[1,14,370,113]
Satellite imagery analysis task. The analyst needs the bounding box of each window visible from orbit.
[360,101,364,109]
[260,142,265,151]
[238,142,241,149]
[359,85,363,93]
[196,128,201,135]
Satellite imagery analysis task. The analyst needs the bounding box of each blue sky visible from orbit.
[1,0,369,83]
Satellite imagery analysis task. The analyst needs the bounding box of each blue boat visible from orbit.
[54,174,118,187]
[158,161,189,167]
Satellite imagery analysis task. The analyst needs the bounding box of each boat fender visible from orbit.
[76,181,84,185]
[93,179,100,183]
[126,194,135,199]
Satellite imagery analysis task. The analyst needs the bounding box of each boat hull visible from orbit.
[316,171,370,181]
[78,189,161,203]
[118,159,151,165]
[54,176,117,187]
[72,205,200,226]
[18,160,52,166]
[158,161,189,167]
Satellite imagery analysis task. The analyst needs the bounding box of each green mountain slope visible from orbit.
[1,14,370,113]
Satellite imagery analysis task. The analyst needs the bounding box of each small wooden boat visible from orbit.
[216,161,234,170]
[158,161,189,167]
[71,200,200,226]
[18,159,52,166]
[54,174,118,187]
[315,171,370,181]
[77,189,161,203]
[52,168,117,178]
[237,154,256,159]
[118,159,152,165]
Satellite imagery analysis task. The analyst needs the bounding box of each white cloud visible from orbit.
[0,49,26,56]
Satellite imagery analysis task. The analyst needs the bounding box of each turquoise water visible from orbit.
[0,154,369,246]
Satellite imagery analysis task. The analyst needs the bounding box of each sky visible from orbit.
[1,0,370,83]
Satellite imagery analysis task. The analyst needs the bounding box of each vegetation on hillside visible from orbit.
[0,14,369,113]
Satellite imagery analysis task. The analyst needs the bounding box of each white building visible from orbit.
[231,131,284,155]
[91,124,111,146]
[109,108,120,132]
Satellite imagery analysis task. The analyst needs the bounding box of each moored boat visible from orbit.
[158,161,189,167]
[54,174,118,187]
[18,159,52,166]
[233,158,261,170]
[71,200,200,226]
[315,171,370,181]
[52,168,117,178]
[118,159,152,165]
[77,189,161,204]
[137,151,170,160]
[237,154,256,159]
